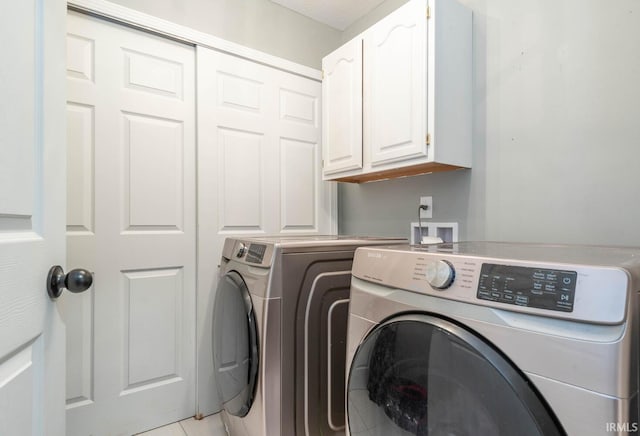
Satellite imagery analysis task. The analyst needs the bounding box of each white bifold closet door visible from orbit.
[64,11,196,436]
[196,46,333,415]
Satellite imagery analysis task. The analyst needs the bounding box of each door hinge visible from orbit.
[426,5,431,19]
[321,70,325,80]
[426,133,431,145]
[322,159,325,167]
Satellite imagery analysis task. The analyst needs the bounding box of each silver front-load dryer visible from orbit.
[346,242,640,436]
[212,235,405,436]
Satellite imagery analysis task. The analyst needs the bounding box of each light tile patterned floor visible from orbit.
[136,413,227,436]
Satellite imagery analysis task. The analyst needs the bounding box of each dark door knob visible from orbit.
[47,265,93,299]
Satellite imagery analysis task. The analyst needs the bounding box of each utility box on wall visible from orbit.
[410,222,458,244]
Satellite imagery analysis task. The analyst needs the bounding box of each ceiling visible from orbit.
[269,0,387,31]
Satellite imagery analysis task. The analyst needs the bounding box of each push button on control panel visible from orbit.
[236,243,247,258]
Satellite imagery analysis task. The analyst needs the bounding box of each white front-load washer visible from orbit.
[346,242,640,436]
[212,235,405,436]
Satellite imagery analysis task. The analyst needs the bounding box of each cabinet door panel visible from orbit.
[322,38,363,176]
[365,0,427,166]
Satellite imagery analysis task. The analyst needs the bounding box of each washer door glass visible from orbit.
[347,314,565,436]
[212,271,259,417]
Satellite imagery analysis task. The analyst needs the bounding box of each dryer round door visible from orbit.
[213,271,259,417]
[347,314,565,436]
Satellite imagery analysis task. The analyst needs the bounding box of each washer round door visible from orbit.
[347,314,565,436]
[213,271,259,417]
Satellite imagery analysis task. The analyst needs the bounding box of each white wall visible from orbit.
[107,0,341,68]
[339,0,640,246]
[340,0,409,42]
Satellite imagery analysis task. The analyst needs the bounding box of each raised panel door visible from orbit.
[276,72,324,234]
[64,11,196,435]
[0,0,67,435]
[322,38,363,176]
[196,46,335,416]
[196,46,277,417]
[365,0,428,166]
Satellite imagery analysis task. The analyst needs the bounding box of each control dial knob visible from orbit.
[426,260,455,290]
[236,243,247,258]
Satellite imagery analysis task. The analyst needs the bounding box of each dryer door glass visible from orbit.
[347,315,565,436]
[212,271,259,417]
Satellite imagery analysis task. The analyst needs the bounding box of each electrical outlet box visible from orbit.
[419,196,433,219]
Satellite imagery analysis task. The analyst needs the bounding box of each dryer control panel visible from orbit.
[477,264,577,312]
[221,238,274,268]
[246,243,267,264]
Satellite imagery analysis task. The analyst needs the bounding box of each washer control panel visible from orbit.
[352,244,632,324]
[477,264,577,312]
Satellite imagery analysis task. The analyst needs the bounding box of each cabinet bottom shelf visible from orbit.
[329,161,468,183]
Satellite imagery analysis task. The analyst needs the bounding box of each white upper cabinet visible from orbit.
[366,0,426,167]
[322,38,363,175]
[322,0,472,183]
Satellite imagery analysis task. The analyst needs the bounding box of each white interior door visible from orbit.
[0,1,67,435]
[196,46,333,415]
[64,11,196,435]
